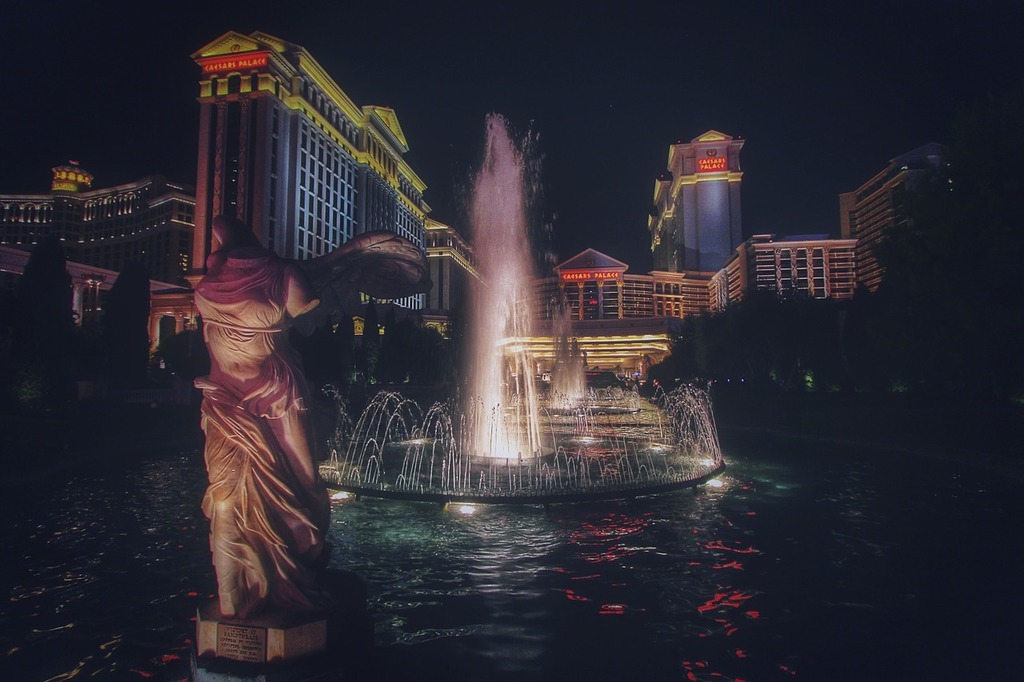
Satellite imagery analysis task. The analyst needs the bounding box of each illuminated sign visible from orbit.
[697,155,727,172]
[54,170,90,184]
[198,51,270,74]
[51,167,92,192]
[561,271,621,282]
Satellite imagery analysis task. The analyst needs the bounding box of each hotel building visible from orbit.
[649,130,745,274]
[189,30,429,310]
[530,249,670,376]
[422,218,479,335]
[0,164,196,286]
[529,230,857,377]
[522,130,856,378]
[709,234,857,310]
[839,142,944,292]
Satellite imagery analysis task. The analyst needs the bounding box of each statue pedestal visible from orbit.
[190,570,374,682]
[196,603,327,663]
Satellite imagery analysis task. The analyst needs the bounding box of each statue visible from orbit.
[194,215,430,620]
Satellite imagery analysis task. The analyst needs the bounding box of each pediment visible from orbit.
[192,31,266,59]
[247,32,290,53]
[556,248,629,273]
[365,106,409,151]
[694,130,732,143]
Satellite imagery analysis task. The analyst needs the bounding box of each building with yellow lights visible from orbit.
[527,231,857,379]
[422,218,479,335]
[839,142,944,292]
[710,234,857,309]
[189,30,430,310]
[0,163,196,285]
[650,130,744,274]
[524,125,856,379]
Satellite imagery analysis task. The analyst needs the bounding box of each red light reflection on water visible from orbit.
[566,512,654,564]
[703,540,759,554]
[697,590,754,613]
[568,513,651,542]
[681,658,747,681]
[557,588,590,602]
[713,560,744,570]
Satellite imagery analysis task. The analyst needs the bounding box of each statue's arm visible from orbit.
[284,263,321,319]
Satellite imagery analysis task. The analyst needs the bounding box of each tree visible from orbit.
[103,261,152,388]
[357,302,381,382]
[156,326,209,381]
[11,237,76,406]
[872,84,1024,399]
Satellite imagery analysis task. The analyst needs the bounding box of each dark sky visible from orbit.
[3,1,1021,271]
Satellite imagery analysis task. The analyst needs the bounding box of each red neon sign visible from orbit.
[697,156,728,172]
[198,51,270,74]
[560,271,621,282]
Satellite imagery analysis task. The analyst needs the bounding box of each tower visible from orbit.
[649,130,744,273]
[189,31,429,309]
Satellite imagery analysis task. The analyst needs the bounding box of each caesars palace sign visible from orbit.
[198,51,271,74]
[560,271,622,282]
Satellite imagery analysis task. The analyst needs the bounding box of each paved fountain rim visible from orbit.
[323,461,726,506]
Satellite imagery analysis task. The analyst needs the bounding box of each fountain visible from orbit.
[319,114,725,504]
[546,304,588,408]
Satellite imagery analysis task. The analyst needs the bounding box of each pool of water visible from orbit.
[3,429,1022,681]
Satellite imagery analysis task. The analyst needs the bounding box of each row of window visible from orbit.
[299,77,360,148]
[294,121,358,260]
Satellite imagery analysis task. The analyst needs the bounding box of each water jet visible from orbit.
[319,115,725,504]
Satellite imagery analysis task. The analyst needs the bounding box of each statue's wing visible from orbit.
[296,230,432,323]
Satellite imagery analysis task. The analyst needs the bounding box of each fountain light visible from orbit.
[707,479,724,488]
[330,491,353,501]
[316,115,727,504]
[399,438,431,446]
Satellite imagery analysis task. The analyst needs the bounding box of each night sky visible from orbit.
[3,1,1021,271]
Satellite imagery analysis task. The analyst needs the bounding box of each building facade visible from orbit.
[423,218,478,327]
[527,231,856,377]
[531,249,672,377]
[0,164,196,285]
[0,244,187,334]
[709,234,857,310]
[839,142,945,292]
[190,31,429,310]
[649,130,744,273]
[517,128,860,378]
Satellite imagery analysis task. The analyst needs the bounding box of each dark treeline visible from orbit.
[650,85,1024,405]
[0,239,156,410]
[281,302,460,415]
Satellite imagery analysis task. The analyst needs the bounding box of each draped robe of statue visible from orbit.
[195,247,330,620]
[194,214,430,621]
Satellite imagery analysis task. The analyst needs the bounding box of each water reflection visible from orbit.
[2,436,1023,681]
